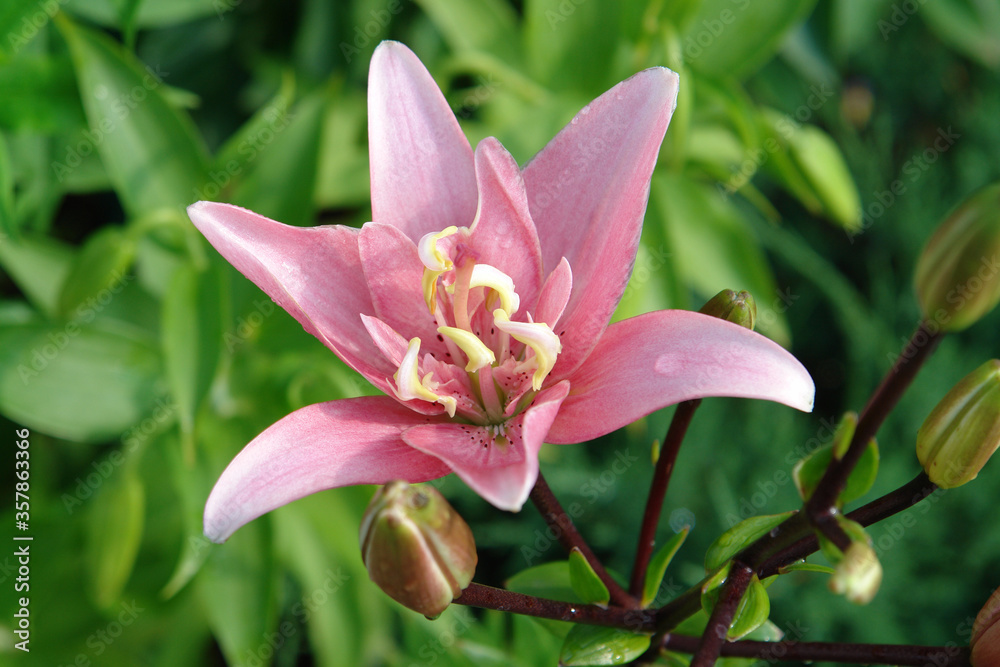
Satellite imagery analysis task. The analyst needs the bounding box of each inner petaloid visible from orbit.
[390,226,562,428]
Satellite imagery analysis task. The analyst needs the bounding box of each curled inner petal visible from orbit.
[439,326,496,371]
[392,337,457,417]
[493,309,562,390]
[417,226,459,271]
[469,264,520,316]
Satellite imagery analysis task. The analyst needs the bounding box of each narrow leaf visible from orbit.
[87,465,145,609]
[705,512,796,572]
[641,527,689,607]
[568,548,610,607]
[57,226,136,317]
[559,625,651,666]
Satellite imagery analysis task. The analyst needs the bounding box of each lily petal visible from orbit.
[187,201,397,394]
[523,67,680,381]
[368,41,477,241]
[469,138,543,316]
[546,311,814,444]
[204,397,452,542]
[403,381,570,511]
[533,257,573,328]
[359,222,447,356]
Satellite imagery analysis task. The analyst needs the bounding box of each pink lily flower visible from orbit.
[192,41,814,543]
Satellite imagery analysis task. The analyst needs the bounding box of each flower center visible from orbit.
[391,227,561,424]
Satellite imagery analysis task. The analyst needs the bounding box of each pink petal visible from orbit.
[533,257,573,327]
[468,138,543,316]
[187,201,396,394]
[360,314,448,416]
[403,381,570,511]
[204,397,452,542]
[358,222,446,356]
[546,311,814,444]
[522,67,680,381]
[368,41,478,241]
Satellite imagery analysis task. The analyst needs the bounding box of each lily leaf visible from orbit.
[506,561,579,603]
[57,226,136,318]
[86,464,144,609]
[568,548,610,607]
[641,527,689,608]
[705,512,795,572]
[559,625,651,666]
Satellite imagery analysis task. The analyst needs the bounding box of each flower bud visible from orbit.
[972,587,1000,667]
[914,182,1000,331]
[828,540,882,605]
[916,360,1000,488]
[359,481,477,618]
[699,289,757,330]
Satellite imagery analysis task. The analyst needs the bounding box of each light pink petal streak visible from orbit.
[468,138,543,317]
[204,397,452,542]
[533,257,573,328]
[522,67,680,381]
[368,41,477,241]
[187,201,396,393]
[546,311,814,444]
[359,222,446,356]
[403,381,570,511]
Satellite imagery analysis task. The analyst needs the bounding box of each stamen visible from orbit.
[470,264,520,316]
[417,226,458,271]
[492,309,562,390]
[438,326,496,371]
[392,338,457,417]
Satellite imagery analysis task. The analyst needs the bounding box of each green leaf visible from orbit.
[793,413,879,506]
[414,0,520,62]
[0,54,85,132]
[0,233,73,317]
[559,625,651,666]
[0,0,46,60]
[653,172,790,346]
[198,519,276,667]
[920,0,1000,70]
[0,320,163,442]
[66,0,223,29]
[506,561,579,603]
[86,464,144,609]
[57,14,208,216]
[58,227,136,317]
[641,527,689,607]
[161,262,227,460]
[705,512,796,572]
[779,561,835,575]
[0,132,11,237]
[787,125,862,232]
[228,86,327,227]
[682,0,817,79]
[568,548,610,607]
[701,574,771,641]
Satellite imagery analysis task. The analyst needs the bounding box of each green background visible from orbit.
[1,0,999,665]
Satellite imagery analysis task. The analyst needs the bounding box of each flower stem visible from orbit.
[453,583,654,630]
[805,320,942,548]
[630,399,702,597]
[661,634,971,666]
[529,471,639,608]
[688,562,754,667]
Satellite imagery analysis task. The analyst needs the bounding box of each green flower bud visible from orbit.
[916,360,1000,488]
[914,182,1000,331]
[828,540,882,605]
[699,289,757,330]
[359,481,477,618]
[972,587,1000,667]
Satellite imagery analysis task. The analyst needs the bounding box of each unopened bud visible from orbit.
[828,541,882,605]
[360,481,477,618]
[915,182,1000,331]
[916,360,1000,488]
[972,587,1000,666]
[699,289,757,330]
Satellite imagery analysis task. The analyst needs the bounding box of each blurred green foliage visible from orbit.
[2,0,1000,665]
